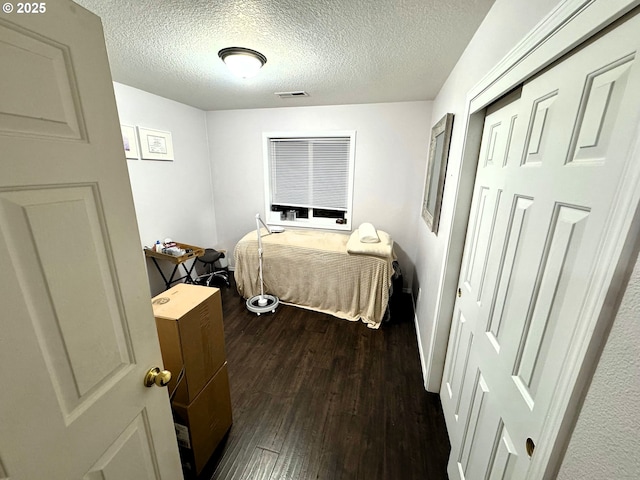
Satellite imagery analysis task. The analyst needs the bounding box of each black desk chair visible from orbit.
[195,249,229,287]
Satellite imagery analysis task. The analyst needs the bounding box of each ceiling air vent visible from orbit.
[275,91,309,98]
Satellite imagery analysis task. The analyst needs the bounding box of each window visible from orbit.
[263,131,356,230]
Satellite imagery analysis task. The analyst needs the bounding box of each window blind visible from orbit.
[270,137,350,211]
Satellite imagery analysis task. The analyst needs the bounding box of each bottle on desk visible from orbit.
[155,240,163,252]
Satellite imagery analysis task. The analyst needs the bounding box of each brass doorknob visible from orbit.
[144,367,172,387]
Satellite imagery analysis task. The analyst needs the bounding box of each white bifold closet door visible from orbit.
[441,10,640,480]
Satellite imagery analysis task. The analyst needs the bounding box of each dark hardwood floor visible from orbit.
[196,280,450,480]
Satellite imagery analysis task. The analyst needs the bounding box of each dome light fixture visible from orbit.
[218,47,267,79]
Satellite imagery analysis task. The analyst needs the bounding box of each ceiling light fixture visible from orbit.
[218,47,267,79]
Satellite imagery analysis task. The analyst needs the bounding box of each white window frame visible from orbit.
[262,131,356,231]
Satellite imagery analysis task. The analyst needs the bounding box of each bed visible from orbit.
[234,226,396,329]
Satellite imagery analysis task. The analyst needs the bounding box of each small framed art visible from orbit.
[138,127,175,161]
[121,125,139,160]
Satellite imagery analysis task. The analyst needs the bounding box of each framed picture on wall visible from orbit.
[138,127,175,161]
[422,113,454,234]
[121,125,139,160]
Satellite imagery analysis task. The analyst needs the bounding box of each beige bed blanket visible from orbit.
[234,228,395,328]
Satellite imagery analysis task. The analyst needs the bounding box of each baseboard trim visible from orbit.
[411,294,429,391]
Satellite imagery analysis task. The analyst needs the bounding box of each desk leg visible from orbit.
[151,257,170,290]
[166,264,181,288]
[181,260,197,284]
[151,257,180,290]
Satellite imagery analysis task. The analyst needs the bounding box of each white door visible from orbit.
[0,3,184,479]
[441,11,640,480]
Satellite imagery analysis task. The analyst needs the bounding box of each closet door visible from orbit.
[441,11,640,479]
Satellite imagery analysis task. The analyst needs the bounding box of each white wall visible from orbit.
[412,0,561,391]
[205,101,432,286]
[556,252,640,479]
[113,83,218,295]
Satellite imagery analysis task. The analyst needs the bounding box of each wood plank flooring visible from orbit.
[196,280,450,480]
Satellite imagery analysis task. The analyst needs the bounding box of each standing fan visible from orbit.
[246,214,279,315]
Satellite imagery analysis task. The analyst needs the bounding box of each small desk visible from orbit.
[144,242,205,290]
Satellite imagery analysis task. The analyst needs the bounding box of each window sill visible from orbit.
[266,213,351,232]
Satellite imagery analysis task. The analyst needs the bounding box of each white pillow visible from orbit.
[358,222,380,243]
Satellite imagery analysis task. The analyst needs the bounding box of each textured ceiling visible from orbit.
[74,0,495,111]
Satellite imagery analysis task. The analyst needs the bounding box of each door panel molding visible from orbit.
[522,92,558,164]
[457,372,489,477]
[0,19,87,141]
[84,411,160,480]
[487,195,533,342]
[567,53,635,164]
[0,183,136,423]
[512,204,590,397]
[486,421,517,480]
